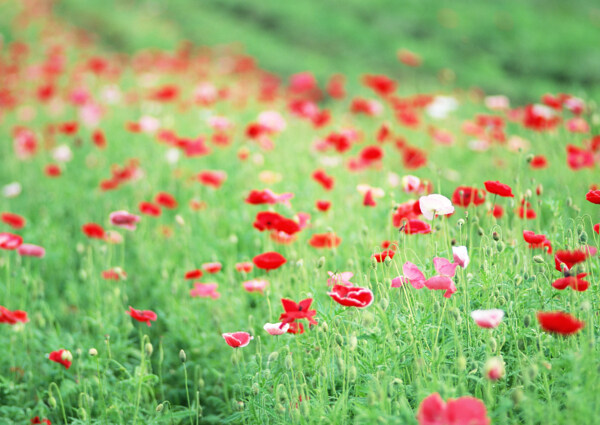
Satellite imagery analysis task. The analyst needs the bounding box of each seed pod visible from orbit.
[492,231,500,241]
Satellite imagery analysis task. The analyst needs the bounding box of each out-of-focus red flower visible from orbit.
[127,306,157,327]
[484,180,514,197]
[537,311,584,335]
[45,164,62,177]
[139,202,161,217]
[523,230,552,254]
[309,233,341,248]
[155,192,178,209]
[49,349,72,369]
[1,212,25,229]
[253,251,287,271]
[0,306,28,324]
[452,186,486,207]
[81,223,105,239]
[312,169,335,191]
[552,273,590,292]
[417,392,490,425]
[586,190,600,204]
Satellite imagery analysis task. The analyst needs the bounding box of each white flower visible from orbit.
[452,246,470,269]
[419,194,454,220]
[2,182,22,198]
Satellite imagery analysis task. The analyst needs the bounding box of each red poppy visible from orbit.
[530,155,548,169]
[222,332,253,348]
[149,84,179,102]
[312,169,334,191]
[202,262,222,274]
[198,170,227,188]
[155,192,178,209]
[554,247,596,271]
[184,269,203,279]
[279,298,318,334]
[309,233,341,248]
[0,306,28,324]
[523,230,552,254]
[392,201,421,226]
[253,251,287,271]
[49,349,72,369]
[58,121,78,135]
[586,190,600,204]
[253,211,300,235]
[417,393,490,425]
[552,273,590,292]
[363,190,376,207]
[92,129,106,148]
[484,180,514,198]
[536,311,584,335]
[45,164,61,177]
[0,232,23,250]
[404,219,432,235]
[1,212,25,229]
[567,145,594,170]
[517,200,536,219]
[594,223,599,234]
[359,145,384,163]
[328,285,374,308]
[490,204,504,219]
[452,186,486,208]
[31,416,51,424]
[81,223,105,239]
[327,74,346,99]
[362,74,396,97]
[235,262,253,273]
[102,269,125,281]
[127,306,157,327]
[316,200,331,212]
[402,145,427,169]
[397,49,422,67]
[139,202,161,217]
[372,250,395,262]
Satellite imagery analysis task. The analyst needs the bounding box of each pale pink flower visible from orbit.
[419,194,454,220]
[327,271,353,287]
[471,309,504,328]
[17,243,45,258]
[109,210,141,231]
[190,282,220,299]
[452,246,470,269]
[243,279,269,294]
[263,322,290,335]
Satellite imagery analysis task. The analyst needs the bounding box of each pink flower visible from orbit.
[327,271,354,286]
[222,332,253,348]
[402,261,426,289]
[452,246,470,269]
[328,285,374,308]
[417,392,490,425]
[263,322,290,335]
[190,282,220,299]
[424,275,457,298]
[471,309,504,328]
[243,279,268,294]
[433,257,458,277]
[17,243,45,258]
[109,210,141,231]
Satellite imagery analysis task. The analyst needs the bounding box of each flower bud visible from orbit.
[145,342,153,357]
[179,349,186,363]
[89,348,98,357]
[484,357,505,380]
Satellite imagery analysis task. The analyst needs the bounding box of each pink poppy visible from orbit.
[433,257,458,277]
[327,271,354,286]
[109,210,141,231]
[190,282,220,299]
[328,285,374,308]
[263,322,290,335]
[202,262,222,274]
[424,275,457,298]
[235,262,253,273]
[222,332,253,348]
[417,392,490,425]
[243,279,268,294]
[17,243,45,258]
[470,309,504,328]
[452,246,470,269]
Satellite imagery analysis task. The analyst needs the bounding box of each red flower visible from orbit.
[362,74,396,97]
[309,233,341,248]
[235,262,253,273]
[49,349,72,369]
[312,169,334,190]
[253,251,287,271]
[586,190,600,204]
[45,164,61,177]
[594,223,599,234]
[82,223,105,239]
[567,145,594,170]
[517,200,537,219]
[254,211,300,235]
[155,192,178,209]
[417,393,490,425]
[316,200,331,212]
[92,129,106,149]
[127,306,157,327]
[402,145,427,169]
[31,416,51,424]
[198,170,227,188]
[1,212,25,229]
[0,306,28,324]
[452,186,486,207]
[328,285,374,308]
[536,311,585,335]
[403,219,432,235]
[184,269,203,279]
[58,121,78,135]
[523,230,552,254]
[0,232,23,250]
[484,180,514,197]
[363,190,377,207]
[554,247,596,271]
[392,201,420,226]
[530,155,548,169]
[372,250,395,262]
[139,202,161,217]
[552,273,590,292]
[222,332,253,348]
[279,298,318,334]
[202,262,222,274]
[490,204,504,219]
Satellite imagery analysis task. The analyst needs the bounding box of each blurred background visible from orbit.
[7,0,600,102]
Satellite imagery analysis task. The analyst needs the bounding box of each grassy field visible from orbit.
[1,0,600,424]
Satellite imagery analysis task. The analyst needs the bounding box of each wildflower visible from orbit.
[484,180,514,197]
[328,285,374,308]
[243,279,268,294]
[264,322,290,335]
[452,186,486,208]
[279,298,318,334]
[471,309,504,328]
[0,232,23,250]
[417,392,490,425]
[49,349,72,369]
[485,357,505,381]
[523,230,552,254]
[222,332,253,348]
[202,262,222,274]
[81,223,104,239]
[327,271,353,287]
[17,244,45,258]
[452,246,470,268]
[109,211,140,230]
[1,212,25,229]
[155,192,178,209]
[552,273,590,292]
[586,190,600,204]
[253,251,287,271]
[309,233,341,248]
[190,283,220,299]
[0,306,28,324]
[127,306,157,327]
[537,311,584,335]
[554,246,597,271]
[184,269,203,279]
[235,262,253,273]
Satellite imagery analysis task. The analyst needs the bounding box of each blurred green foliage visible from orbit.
[53,0,600,102]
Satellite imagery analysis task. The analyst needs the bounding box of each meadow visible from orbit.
[1,1,600,424]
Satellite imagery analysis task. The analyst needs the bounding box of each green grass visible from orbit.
[1,1,600,424]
